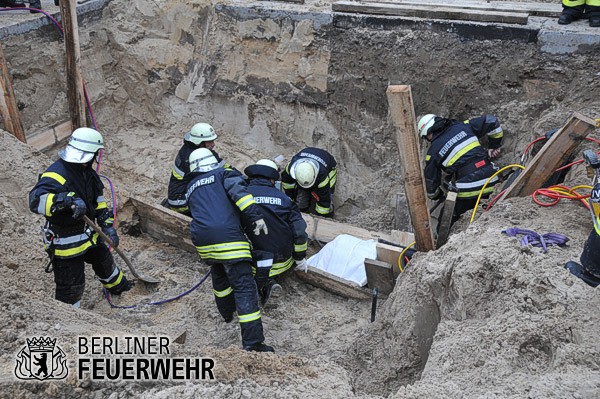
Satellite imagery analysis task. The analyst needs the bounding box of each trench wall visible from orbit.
[2,1,599,231]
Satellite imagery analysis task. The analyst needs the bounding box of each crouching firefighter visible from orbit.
[28,128,133,308]
[185,148,274,352]
[565,150,600,287]
[281,147,337,218]
[417,114,503,230]
[244,160,308,306]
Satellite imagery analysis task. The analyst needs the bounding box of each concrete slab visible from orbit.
[0,0,108,40]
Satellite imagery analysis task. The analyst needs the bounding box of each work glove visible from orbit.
[295,259,308,273]
[102,226,120,248]
[488,148,502,159]
[591,182,600,203]
[71,198,87,220]
[253,218,268,236]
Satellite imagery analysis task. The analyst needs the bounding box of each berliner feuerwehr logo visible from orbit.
[15,337,68,380]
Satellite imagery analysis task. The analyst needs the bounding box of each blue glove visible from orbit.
[71,198,87,220]
[102,226,119,247]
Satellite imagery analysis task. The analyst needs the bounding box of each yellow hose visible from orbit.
[469,164,526,224]
[397,241,416,273]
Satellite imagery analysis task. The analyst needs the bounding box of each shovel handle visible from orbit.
[81,215,159,284]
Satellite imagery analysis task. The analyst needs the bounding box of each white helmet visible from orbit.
[59,127,104,164]
[189,148,219,172]
[184,123,218,145]
[291,158,319,188]
[417,114,437,138]
[244,159,280,180]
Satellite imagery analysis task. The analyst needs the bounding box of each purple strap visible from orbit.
[502,228,569,253]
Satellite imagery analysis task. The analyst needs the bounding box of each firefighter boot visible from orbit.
[244,342,275,353]
[565,261,600,287]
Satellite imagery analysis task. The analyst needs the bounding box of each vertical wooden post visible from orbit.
[59,0,87,129]
[386,85,435,251]
[0,44,27,143]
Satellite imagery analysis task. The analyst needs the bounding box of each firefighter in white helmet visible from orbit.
[29,128,132,308]
[186,148,273,352]
[164,123,228,215]
[281,147,337,218]
[418,114,503,230]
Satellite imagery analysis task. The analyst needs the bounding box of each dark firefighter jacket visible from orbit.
[186,167,263,264]
[245,177,308,276]
[281,147,337,216]
[29,159,113,258]
[167,140,223,212]
[425,115,503,200]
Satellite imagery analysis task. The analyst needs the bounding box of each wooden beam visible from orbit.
[333,0,561,18]
[127,197,196,253]
[435,191,457,248]
[386,85,435,252]
[295,266,372,300]
[0,43,26,143]
[502,112,596,199]
[332,1,530,24]
[59,0,87,129]
[303,212,413,246]
[365,258,394,296]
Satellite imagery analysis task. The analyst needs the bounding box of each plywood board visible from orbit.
[365,258,395,295]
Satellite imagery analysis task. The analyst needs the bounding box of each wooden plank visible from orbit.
[334,0,561,18]
[436,190,457,248]
[333,1,530,24]
[0,43,26,143]
[365,258,395,295]
[295,266,372,300]
[502,113,596,199]
[303,212,408,245]
[128,197,196,253]
[386,85,435,251]
[59,0,87,129]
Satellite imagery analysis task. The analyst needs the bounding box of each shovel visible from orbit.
[82,215,160,284]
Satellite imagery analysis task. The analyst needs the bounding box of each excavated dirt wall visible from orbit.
[5,1,600,231]
[1,1,600,398]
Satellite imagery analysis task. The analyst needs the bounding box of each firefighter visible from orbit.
[28,128,132,308]
[186,148,273,352]
[244,159,308,305]
[418,114,503,229]
[281,147,337,218]
[558,0,600,27]
[164,123,226,216]
[565,171,600,286]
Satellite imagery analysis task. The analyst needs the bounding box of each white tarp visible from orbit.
[307,234,377,286]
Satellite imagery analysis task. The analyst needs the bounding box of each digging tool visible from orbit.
[82,215,160,284]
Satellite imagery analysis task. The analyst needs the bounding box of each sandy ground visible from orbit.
[1,0,600,397]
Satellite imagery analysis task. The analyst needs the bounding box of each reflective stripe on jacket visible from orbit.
[29,159,107,259]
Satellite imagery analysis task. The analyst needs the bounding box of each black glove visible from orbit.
[102,226,119,247]
[71,197,87,220]
[429,188,444,201]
